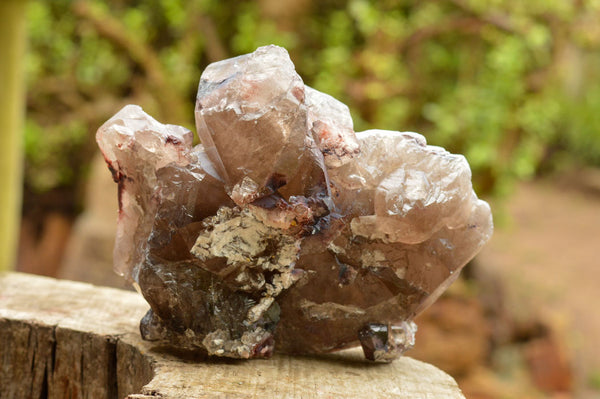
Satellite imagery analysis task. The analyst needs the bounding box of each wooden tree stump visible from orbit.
[0,273,465,398]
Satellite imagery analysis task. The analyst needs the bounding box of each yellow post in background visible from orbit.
[0,0,28,271]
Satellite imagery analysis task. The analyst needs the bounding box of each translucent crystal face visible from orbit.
[97,45,493,361]
[195,46,311,205]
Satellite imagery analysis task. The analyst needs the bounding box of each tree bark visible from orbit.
[0,272,465,399]
[0,0,27,271]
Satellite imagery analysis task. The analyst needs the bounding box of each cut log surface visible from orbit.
[0,272,465,399]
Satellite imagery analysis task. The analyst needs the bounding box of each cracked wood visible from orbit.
[0,272,465,398]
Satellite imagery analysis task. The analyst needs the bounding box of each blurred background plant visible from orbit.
[12,0,600,397]
[24,0,600,207]
[18,0,600,274]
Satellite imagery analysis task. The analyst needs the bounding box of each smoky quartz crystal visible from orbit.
[97,45,493,361]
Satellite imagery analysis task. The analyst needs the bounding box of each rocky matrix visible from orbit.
[97,45,493,361]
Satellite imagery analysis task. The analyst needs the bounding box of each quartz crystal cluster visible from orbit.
[97,45,493,361]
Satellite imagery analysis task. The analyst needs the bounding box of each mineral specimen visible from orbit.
[97,45,493,361]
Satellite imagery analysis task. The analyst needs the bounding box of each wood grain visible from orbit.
[0,272,465,398]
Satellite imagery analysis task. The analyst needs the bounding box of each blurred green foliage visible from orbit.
[26,0,600,204]
[589,368,600,390]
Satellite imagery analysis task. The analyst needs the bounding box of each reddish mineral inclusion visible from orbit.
[96,45,493,361]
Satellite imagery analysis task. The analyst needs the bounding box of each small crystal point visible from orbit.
[98,45,493,360]
[359,322,417,362]
[305,86,359,168]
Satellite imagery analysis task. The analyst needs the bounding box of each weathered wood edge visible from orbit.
[0,272,465,399]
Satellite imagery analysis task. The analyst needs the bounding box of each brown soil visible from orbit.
[477,169,600,398]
